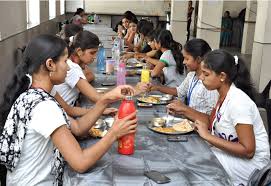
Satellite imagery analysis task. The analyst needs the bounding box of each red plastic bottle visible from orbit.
[118,96,136,155]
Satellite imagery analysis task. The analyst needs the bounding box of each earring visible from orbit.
[220,79,224,82]
[49,72,53,77]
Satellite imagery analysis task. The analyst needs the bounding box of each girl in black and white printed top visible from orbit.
[0,35,137,185]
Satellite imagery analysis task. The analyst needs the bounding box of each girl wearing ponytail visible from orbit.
[63,24,95,83]
[54,30,102,106]
[195,49,270,185]
[145,29,184,87]
[0,34,136,185]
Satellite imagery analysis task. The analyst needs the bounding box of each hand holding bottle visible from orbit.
[109,112,137,139]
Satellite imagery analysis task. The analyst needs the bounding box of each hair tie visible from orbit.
[69,36,74,43]
[234,55,239,65]
[25,74,32,88]
[68,36,75,47]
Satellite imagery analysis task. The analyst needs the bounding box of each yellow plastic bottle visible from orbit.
[141,64,150,83]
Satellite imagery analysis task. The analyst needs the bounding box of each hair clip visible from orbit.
[234,55,238,65]
[25,74,32,88]
[69,36,74,43]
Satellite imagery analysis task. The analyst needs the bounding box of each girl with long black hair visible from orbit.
[195,49,269,185]
[0,35,136,185]
[145,29,184,87]
[54,30,101,106]
[141,39,218,120]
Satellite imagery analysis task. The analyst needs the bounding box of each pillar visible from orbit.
[196,0,223,49]
[170,0,187,45]
[250,1,271,92]
[241,1,257,54]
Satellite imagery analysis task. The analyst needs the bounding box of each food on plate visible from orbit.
[152,127,176,133]
[89,128,107,138]
[139,96,160,104]
[172,119,194,132]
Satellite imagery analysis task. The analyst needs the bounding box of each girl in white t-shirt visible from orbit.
[145,39,218,121]
[195,49,270,185]
[145,29,184,87]
[63,24,95,83]
[124,19,139,52]
[54,31,101,106]
[0,35,137,185]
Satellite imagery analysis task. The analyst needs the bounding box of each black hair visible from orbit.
[74,8,84,16]
[156,30,184,75]
[137,19,154,36]
[114,20,123,32]
[0,35,67,131]
[129,17,138,25]
[184,38,211,61]
[146,29,161,41]
[204,49,256,101]
[64,24,83,38]
[145,29,162,59]
[123,10,137,21]
[64,24,83,45]
[69,30,100,56]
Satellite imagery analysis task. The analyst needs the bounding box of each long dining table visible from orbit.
[62,62,233,185]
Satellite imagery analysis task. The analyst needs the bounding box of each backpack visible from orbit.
[247,161,271,186]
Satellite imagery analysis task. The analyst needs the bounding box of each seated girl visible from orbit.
[54,31,101,106]
[134,29,162,60]
[147,29,184,87]
[192,50,269,185]
[64,24,95,83]
[124,19,139,52]
[0,35,137,185]
[141,39,218,120]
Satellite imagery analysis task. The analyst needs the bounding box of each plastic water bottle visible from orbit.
[117,61,126,86]
[97,44,105,73]
[112,40,120,71]
[119,37,124,52]
[94,14,99,24]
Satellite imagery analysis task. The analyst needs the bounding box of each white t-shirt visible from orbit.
[211,84,270,185]
[6,100,67,186]
[54,59,86,106]
[133,33,140,46]
[159,50,184,87]
[176,72,218,115]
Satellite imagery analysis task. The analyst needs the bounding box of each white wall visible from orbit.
[0,1,27,41]
[40,1,49,23]
[66,0,84,13]
[223,1,246,17]
[84,0,166,16]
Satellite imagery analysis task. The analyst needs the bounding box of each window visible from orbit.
[60,0,65,15]
[26,0,40,28]
[49,0,56,19]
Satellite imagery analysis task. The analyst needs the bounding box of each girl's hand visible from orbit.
[136,82,150,93]
[134,53,145,59]
[166,100,188,115]
[144,56,151,63]
[194,120,210,140]
[103,108,118,116]
[110,112,137,139]
[102,85,135,104]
